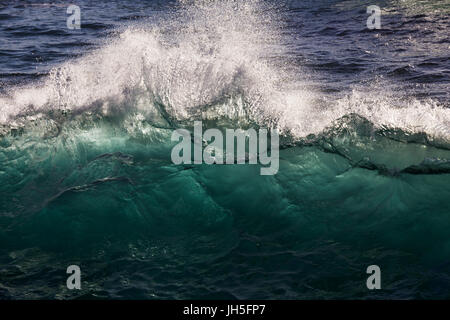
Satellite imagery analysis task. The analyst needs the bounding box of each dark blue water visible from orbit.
[0,0,449,299]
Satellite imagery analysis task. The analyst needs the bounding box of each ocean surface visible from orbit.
[0,0,449,299]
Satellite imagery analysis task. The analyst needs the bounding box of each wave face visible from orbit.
[0,0,450,299]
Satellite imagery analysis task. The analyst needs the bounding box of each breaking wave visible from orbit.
[1,0,450,300]
[0,0,448,147]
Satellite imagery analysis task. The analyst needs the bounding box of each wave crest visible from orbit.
[0,0,449,146]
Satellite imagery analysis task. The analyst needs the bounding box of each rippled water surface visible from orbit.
[0,0,449,299]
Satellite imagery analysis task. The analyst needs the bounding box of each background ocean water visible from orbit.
[0,0,449,299]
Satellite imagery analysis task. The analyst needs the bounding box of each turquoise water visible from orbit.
[0,0,449,299]
[1,111,449,299]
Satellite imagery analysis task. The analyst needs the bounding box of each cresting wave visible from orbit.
[1,0,450,300]
[0,0,449,145]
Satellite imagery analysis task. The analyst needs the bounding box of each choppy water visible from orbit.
[0,0,449,299]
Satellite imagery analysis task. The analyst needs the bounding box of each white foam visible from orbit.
[0,0,448,143]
